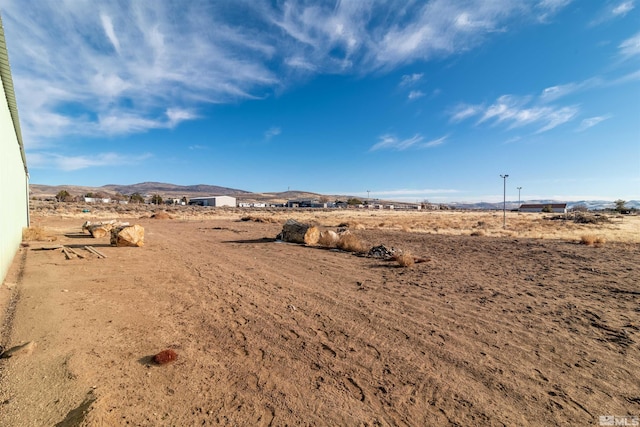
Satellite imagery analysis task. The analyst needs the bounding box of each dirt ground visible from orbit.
[1,210,639,426]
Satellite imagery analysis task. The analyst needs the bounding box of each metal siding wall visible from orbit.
[0,74,28,283]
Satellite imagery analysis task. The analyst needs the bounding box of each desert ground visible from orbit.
[1,202,639,426]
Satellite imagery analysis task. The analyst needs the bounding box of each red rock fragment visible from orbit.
[153,349,178,365]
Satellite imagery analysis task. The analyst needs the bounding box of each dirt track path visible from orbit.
[1,217,639,426]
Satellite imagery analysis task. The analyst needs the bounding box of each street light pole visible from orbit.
[367,190,370,204]
[500,174,509,228]
[517,186,522,206]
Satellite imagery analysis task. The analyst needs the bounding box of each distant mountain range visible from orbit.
[29,182,638,210]
[449,200,640,211]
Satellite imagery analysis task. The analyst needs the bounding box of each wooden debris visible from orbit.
[65,246,85,259]
[62,247,73,260]
[33,245,64,251]
[110,225,144,247]
[85,246,106,258]
[277,219,320,245]
[83,220,130,238]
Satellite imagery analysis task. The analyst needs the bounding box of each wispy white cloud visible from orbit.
[454,94,579,133]
[264,126,282,140]
[613,1,636,16]
[400,73,424,87]
[27,152,153,171]
[619,32,640,57]
[576,114,612,131]
[366,188,459,196]
[539,78,602,102]
[590,1,635,25]
[450,104,482,122]
[536,0,573,22]
[408,90,425,100]
[370,134,447,151]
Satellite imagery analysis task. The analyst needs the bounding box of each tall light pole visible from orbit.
[517,186,522,206]
[367,190,370,204]
[500,174,509,228]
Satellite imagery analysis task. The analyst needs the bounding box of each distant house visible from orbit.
[84,197,111,203]
[519,203,567,213]
[286,199,327,208]
[188,196,236,207]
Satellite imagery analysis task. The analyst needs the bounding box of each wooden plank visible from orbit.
[61,247,73,260]
[65,246,85,259]
[85,246,107,258]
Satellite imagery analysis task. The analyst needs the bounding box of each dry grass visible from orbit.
[395,251,415,268]
[151,211,173,219]
[337,233,367,253]
[580,234,606,247]
[29,201,640,243]
[22,225,57,242]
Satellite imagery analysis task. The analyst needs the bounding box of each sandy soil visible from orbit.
[1,212,639,426]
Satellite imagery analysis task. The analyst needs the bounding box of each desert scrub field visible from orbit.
[29,200,640,244]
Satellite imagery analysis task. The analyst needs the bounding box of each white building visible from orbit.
[0,14,29,283]
[519,203,567,213]
[188,196,236,207]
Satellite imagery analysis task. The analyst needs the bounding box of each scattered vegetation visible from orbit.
[150,194,163,205]
[240,215,279,223]
[394,251,415,267]
[22,225,56,242]
[55,190,72,202]
[129,193,145,204]
[614,199,628,213]
[337,233,367,253]
[580,235,606,247]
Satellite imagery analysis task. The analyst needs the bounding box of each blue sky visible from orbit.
[1,0,639,202]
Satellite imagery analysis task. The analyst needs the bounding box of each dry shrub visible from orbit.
[395,251,415,267]
[580,235,606,247]
[337,233,367,253]
[151,211,173,219]
[470,230,485,237]
[241,215,278,223]
[22,226,56,242]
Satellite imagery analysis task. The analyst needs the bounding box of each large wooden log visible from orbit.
[277,219,320,245]
[110,225,145,247]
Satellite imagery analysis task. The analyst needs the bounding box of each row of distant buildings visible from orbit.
[79,194,571,213]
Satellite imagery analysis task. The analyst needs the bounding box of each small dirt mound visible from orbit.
[151,211,173,219]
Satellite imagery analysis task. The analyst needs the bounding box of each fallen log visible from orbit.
[277,219,320,245]
[110,225,144,247]
[88,225,110,238]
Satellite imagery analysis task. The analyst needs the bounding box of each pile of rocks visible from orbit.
[367,245,397,260]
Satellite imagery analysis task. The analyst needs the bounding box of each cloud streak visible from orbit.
[577,115,612,131]
[370,134,447,151]
[451,94,578,133]
[28,152,153,171]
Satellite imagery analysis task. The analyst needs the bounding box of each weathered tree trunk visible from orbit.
[110,225,145,247]
[88,225,110,238]
[277,219,320,245]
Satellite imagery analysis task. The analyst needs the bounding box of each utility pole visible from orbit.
[517,186,522,206]
[500,174,509,228]
[367,190,370,204]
